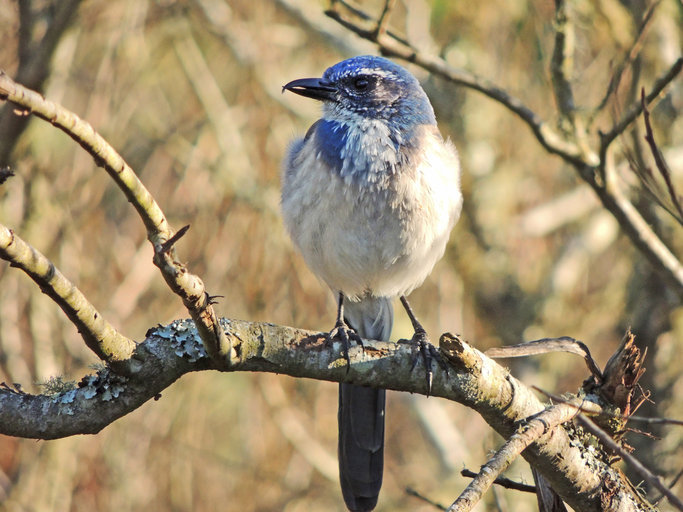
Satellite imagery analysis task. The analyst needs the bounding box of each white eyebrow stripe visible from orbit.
[340,68,399,80]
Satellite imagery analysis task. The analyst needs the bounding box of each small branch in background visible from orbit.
[533,388,683,428]
[406,487,448,511]
[375,0,397,38]
[601,57,683,149]
[653,468,683,505]
[447,403,579,512]
[0,70,231,365]
[591,1,659,120]
[460,469,536,493]
[0,223,136,365]
[640,88,683,224]
[550,0,576,130]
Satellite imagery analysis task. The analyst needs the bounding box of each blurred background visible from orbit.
[0,0,681,510]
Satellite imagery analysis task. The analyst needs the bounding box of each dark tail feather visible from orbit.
[338,296,393,511]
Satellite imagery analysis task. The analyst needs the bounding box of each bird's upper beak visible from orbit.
[282,77,336,101]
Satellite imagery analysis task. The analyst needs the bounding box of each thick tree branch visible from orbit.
[0,69,230,362]
[0,222,136,365]
[0,320,653,511]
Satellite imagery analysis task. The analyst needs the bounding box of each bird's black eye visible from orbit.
[353,77,370,91]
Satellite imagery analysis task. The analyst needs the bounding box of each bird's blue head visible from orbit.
[283,55,436,128]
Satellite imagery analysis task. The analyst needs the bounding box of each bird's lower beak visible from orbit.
[282,78,336,101]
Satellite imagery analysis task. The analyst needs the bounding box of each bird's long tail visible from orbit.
[338,296,393,512]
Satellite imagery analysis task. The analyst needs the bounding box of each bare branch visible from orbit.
[601,57,683,148]
[595,147,683,295]
[460,469,536,493]
[0,71,169,241]
[550,0,576,128]
[533,388,683,428]
[0,223,136,365]
[486,336,603,382]
[448,402,580,511]
[641,88,683,223]
[406,487,448,511]
[591,1,659,119]
[375,0,397,38]
[0,69,230,362]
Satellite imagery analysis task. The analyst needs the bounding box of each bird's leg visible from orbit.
[400,295,448,396]
[327,292,363,371]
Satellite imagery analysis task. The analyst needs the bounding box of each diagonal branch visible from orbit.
[591,1,660,120]
[0,70,230,362]
[448,402,580,512]
[0,222,136,365]
[601,57,683,148]
[577,415,683,511]
[641,88,683,224]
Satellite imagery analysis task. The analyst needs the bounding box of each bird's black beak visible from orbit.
[282,77,336,102]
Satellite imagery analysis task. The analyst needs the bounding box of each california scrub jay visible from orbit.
[281,55,462,511]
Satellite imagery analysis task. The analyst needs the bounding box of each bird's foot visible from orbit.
[408,328,448,396]
[326,320,363,372]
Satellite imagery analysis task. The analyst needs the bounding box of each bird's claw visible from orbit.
[409,329,448,396]
[326,320,363,372]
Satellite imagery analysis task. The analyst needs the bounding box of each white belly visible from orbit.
[281,128,462,301]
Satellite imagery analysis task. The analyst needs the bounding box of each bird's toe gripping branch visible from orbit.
[327,319,364,372]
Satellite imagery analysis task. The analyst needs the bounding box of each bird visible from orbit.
[281,55,462,511]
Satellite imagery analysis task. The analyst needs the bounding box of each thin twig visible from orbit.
[641,88,683,222]
[448,403,579,511]
[0,223,136,364]
[653,468,683,505]
[533,387,683,427]
[460,469,536,493]
[0,70,231,363]
[375,0,397,38]
[591,1,659,119]
[601,57,683,148]
[550,0,576,128]
[597,138,683,295]
[406,487,448,511]
[576,415,683,511]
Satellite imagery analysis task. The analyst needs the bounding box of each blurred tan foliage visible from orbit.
[0,0,681,510]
